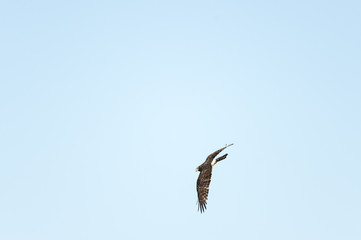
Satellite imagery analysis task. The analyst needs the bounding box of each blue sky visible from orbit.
[1,1,360,239]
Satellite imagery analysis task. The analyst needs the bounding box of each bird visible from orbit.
[195,143,233,213]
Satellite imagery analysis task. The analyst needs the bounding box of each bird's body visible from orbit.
[195,144,233,213]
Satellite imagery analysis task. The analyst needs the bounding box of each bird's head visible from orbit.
[195,165,202,172]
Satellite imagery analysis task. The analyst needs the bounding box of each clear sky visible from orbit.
[1,1,360,239]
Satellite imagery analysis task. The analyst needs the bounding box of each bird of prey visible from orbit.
[195,143,234,213]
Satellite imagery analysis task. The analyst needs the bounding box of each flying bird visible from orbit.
[195,143,234,213]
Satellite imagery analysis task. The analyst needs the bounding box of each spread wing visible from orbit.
[205,144,234,164]
[196,167,212,213]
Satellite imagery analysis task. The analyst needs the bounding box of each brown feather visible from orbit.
[195,144,233,213]
[196,167,212,213]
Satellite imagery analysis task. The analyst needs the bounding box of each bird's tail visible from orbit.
[215,154,228,163]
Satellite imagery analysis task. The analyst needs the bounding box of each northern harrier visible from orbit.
[195,144,233,213]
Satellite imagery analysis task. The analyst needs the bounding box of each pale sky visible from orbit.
[1,1,360,239]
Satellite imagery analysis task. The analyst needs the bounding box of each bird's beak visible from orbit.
[195,168,199,172]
